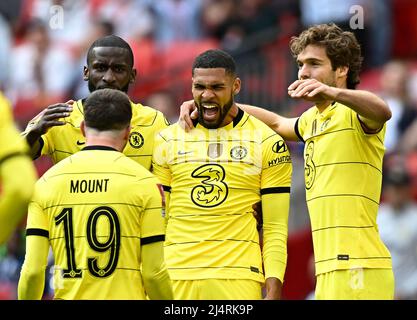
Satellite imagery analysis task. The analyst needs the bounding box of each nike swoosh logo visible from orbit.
[178,151,193,155]
[76,140,85,145]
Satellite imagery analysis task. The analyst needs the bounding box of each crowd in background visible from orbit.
[1,0,417,300]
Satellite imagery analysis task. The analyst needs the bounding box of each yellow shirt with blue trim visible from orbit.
[25,146,166,299]
[153,108,292,283]
[295,102,392,275]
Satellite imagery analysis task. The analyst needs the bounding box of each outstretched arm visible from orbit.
[178,100,299,141]
[237,104,299,141]
[288,79,391,131]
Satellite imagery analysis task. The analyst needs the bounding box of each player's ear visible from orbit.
[124,125,131,140]
[336,66,348,79]
[233,77,241,95]
[83,66,89,81]
[130,69,137,83]
[80,121,86,137]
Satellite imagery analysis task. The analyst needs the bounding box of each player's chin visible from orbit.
[96,85,121,91]
[201,119,220,129]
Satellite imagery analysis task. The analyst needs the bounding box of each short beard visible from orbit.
[88,80,130,93]
[197,93,234,129]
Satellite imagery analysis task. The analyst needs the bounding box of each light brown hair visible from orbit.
[290,23,363,89]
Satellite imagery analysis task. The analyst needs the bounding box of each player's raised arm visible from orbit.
[288,78,391,131]
[179,99,300,141]
[237,103,299,141]
[22,102,73,159]
[178,99,198,131]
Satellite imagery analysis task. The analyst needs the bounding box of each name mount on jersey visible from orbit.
[70,179,110,193]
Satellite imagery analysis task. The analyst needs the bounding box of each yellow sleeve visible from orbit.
[151,131,172,212]
[295,110,310,142]
[138,176,173,299]
[139,176,167,242]
[152,132,171,185]
[155,110,171,129]
[18,235,49,300]
[0,94,37,244]
[261,133,292,282]
[141,241,173,300]
[18,198,50,300]
[261,193,290,282]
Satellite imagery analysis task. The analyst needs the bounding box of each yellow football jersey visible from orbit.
[153,108,292,283]
[25,147,166,299]
[296,102,392,275]
[26,99,169,169]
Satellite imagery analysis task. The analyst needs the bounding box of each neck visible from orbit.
[219,104,239,127]
[85,136,125,152]
[316,100,333,112]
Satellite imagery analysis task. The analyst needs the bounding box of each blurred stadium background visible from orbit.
[1,0,417,300]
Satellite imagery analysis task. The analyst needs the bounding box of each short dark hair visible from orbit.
[192,49,236,77]
[84,89,132,131]
[290,23,363,89]
[87,35,134,67]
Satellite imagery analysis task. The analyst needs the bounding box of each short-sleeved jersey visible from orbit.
[0,93,29,159]
[296,102,392,275]
[29,99,169,169]
[153,108,292,282]
[26,146,166,300]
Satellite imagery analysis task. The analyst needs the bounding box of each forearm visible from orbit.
[261,193,290,282]
[142,242,173,300]
[18,267,46,300]
[237,103,299,140]
[142,265,173,300]
[0,156,36,244]
[264,277,283,300]
[21,130,43,159]
[237,103,279,127]
[18,236,49,300]
[333,88,391,126]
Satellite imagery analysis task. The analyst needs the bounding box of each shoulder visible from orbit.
[131,103,170,127]
[243,114,285,142]
[61,99,84,127]
[156,122,181,140]
[39,155,73,182]
[113,152,156,177]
